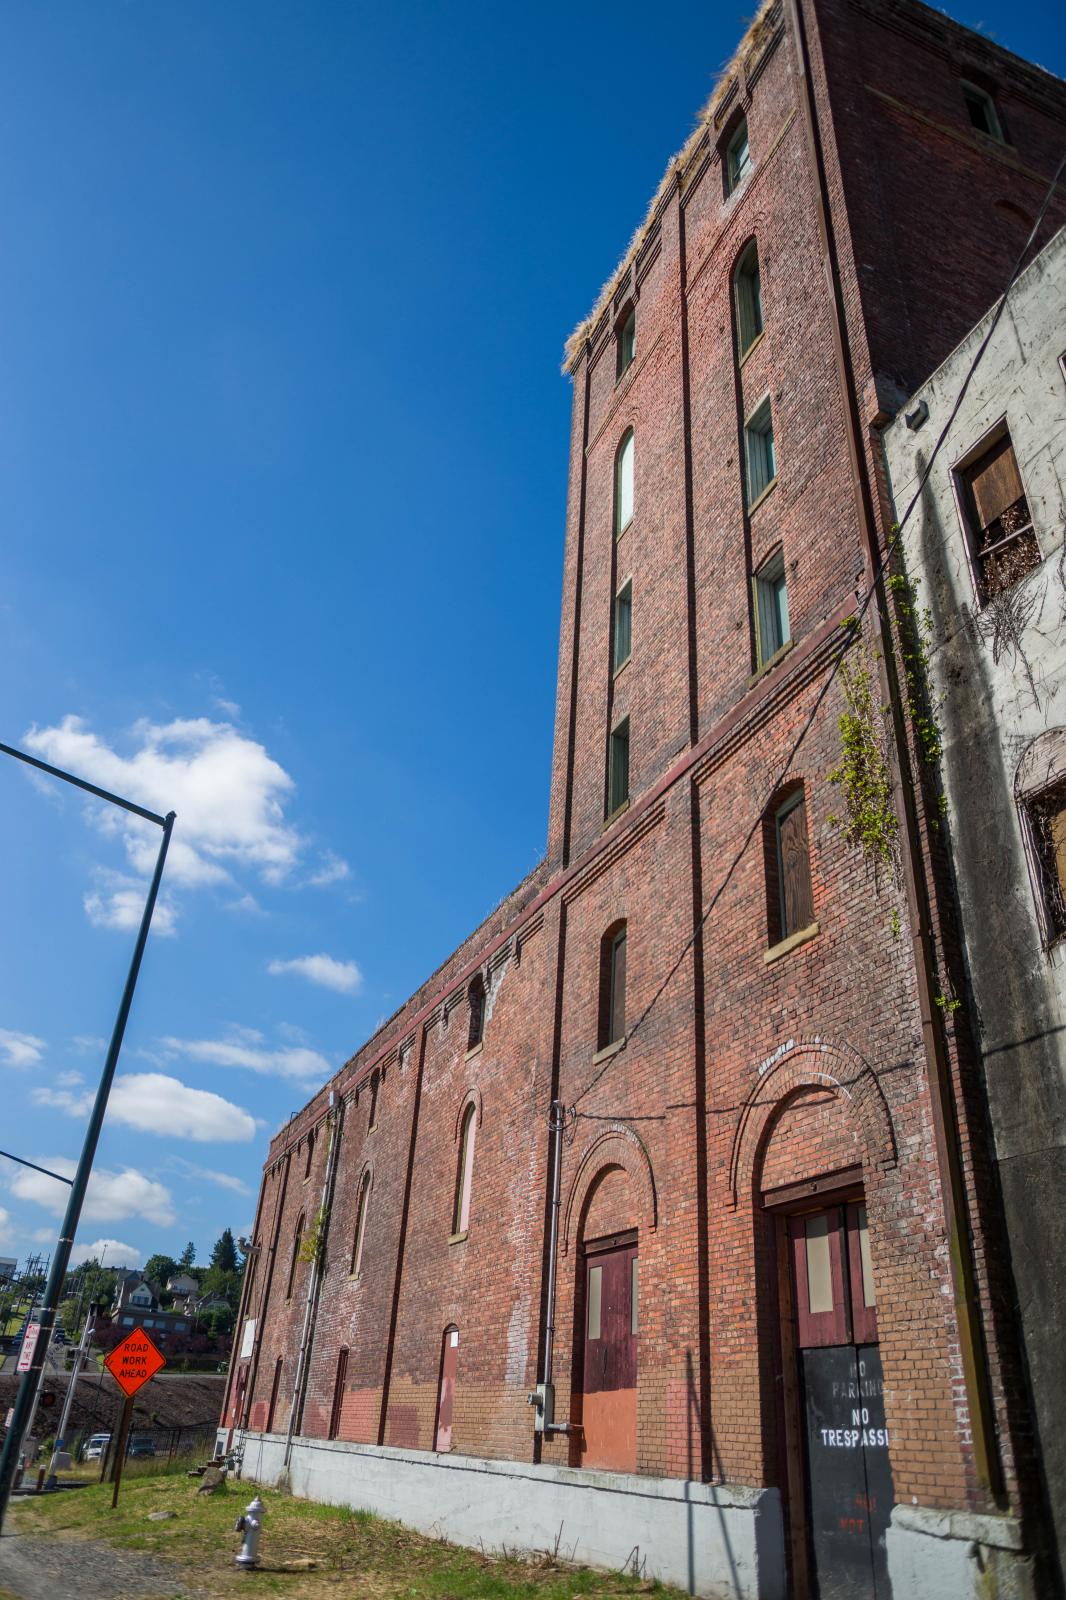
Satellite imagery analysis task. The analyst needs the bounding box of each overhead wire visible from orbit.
[570,145,1066,1121]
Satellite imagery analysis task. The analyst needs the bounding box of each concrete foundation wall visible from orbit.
[238,1431,786,1600]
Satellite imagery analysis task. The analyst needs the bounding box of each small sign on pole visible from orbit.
[16,1325,40,1375]
[102,1329,166,1508]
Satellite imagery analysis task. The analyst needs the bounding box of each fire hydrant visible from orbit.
[235,1495,265,1570]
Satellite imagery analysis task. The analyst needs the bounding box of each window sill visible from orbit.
[348,1271,363,1283]
[592,1036,627,1066]
[764,921,820,965]
[613,655,631,680]
[616,518,633,543]
[464,1042,483,1062]
[738,330,766,369]
[747,476,779,516]
[602,799,630,831]
[615,359,636,390]
[747,636,794,688]
[448,1231,469,1247]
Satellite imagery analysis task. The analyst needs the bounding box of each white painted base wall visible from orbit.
[235,1431,786,1600]
[886,1504,1033,1600]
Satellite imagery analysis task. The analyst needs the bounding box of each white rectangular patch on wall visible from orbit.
[240,1318,256,1360]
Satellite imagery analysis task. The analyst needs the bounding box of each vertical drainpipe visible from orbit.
[785,0,1001,1499]
[238,1147,292,1471]
[285,1091,344,1467]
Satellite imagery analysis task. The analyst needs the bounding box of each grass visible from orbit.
[8,1466,683,1600]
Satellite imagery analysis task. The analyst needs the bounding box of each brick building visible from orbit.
[219,3,1066,1596]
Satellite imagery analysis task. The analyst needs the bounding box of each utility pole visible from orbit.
[0,738,174,1527]
[45,1304,98,1488]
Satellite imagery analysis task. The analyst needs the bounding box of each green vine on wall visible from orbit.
[887,571,944,773]
[827,646,899,881]
[298,1206,327,1266]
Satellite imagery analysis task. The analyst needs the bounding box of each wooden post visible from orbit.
[110,1393,134,1508]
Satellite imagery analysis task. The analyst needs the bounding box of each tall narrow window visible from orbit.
[351,1170,370,1277]
[467,974,485,1052]
[753,548,790,666]
[615,429,634,535]
[328,1347,349,1441]
[367,1069,381,1130]
[734,240,763,357]
[608,717,630,816]
[598,921,627,1049]
[744,397,776,504]
[613,579,632,672]
[286,1213,304,1300]
[266,1356,283,1434]
[435,1326,459,1452]
[724,114,751,194]
[962,81,1005,141]
[452,1103,477,1237]
[958,427,1039,602]
[765,785,815,945]
[616,306,636,379]
[303,1131,314,1181]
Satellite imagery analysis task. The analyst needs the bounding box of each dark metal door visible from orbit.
[580,1238,637,1472]
[789,1203,892,1599]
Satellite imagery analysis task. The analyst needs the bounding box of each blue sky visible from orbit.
[2,0,1063,1274]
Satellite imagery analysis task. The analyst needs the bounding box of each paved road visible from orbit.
[0,1532,193,1599]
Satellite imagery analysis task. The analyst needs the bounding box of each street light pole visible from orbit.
[0,741,174,1527]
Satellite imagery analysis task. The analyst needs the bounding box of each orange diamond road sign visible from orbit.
[104,1328,166,1397]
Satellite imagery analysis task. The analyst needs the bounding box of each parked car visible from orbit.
[127,1435,156,1458]
[82,1433,111,1461]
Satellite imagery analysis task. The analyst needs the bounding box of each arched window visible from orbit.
[733,240,763,358]
[351,1170,371,1277]
[452,1102,477,1237]
[328,1347,349,1441]
[286,1213,304,1300]
[598,921,627,1050]
[467,974,485,1053]
[616,305,636,379]
[615,430,634,536]
[435,1326,460,1452]
[764,783,815,946]
[368,1069,381,1131]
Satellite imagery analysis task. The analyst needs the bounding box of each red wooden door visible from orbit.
[435,1326,459,1452]
[579,1238,637,1472]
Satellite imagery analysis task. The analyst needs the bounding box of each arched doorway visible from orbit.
[572,1163,641,1472]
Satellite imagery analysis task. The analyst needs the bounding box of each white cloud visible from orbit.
[57,1070,85,1088]
[32,1084,94,1117]
[172,1160,251,1197]
[162,1033,330,1083]
[84,874,178,937]
[0,1206,12,1249]
[0,1029,46,1068]
[69,1238,142,1269]
[267,953,363,995]
[23,714,305,894]
[33,1073,255,1143]
[308,852,350,888]
[9,1159,174,1226]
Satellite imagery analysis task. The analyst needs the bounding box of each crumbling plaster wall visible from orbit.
[881,222,1066,1569]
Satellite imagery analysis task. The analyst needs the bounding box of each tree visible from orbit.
[209,1229,238,1275]
[179,1240,197,1270]
[143,1254,178,1293]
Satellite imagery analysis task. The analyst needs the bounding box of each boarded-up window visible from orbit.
[599,922,627,1049]
[328,1348,349,1441]
[765,786,815,945]
[435,1327,459,1452]
[1026,777,1066,943]
[960,431,1040,601]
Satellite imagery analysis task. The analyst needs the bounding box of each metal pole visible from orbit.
[0,810,175,1528]
[46,1305,96,1487]
[110,1394,134,1507]
[542,1100,564,1387]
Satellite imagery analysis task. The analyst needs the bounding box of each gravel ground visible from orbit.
[0,1533,192,1599]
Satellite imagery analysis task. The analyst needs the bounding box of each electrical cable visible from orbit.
[569,145,1066,1120]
